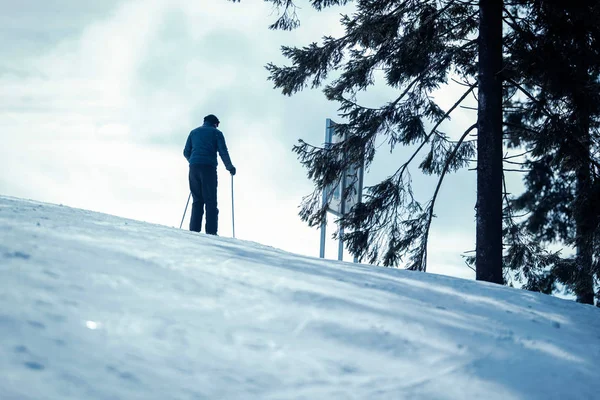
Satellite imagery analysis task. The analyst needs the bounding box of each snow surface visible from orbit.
[1,195,599,400]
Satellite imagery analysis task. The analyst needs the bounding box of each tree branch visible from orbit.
[419,123,477,271]
[392,85,476,180]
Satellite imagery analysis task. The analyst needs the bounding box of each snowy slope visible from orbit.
[0,195,599,400]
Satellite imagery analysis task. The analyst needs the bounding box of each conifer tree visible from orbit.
[502,0,600,304]
[235,0,600,302]
[231,0,513,282]
[233,0,510,283]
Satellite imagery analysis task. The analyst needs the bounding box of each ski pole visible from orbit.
[231,175,236,238]
[180,192,192,229]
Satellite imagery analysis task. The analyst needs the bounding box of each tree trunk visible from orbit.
[574,136,595,305]
[476,0,504,284]
[573,28,595,304]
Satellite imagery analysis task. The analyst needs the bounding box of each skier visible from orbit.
[183,114,236,235]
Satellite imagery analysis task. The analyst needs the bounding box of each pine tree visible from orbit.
[502,1,600,304]
[236,0,600,302]
[233,0,511,283]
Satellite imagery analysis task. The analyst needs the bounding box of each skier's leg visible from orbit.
[202,165,219,235]
[189,165,205,232]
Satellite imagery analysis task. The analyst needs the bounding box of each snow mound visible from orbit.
[1,195,599,399]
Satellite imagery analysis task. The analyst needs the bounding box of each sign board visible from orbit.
[320,118,364,262]
[324,119,364,216]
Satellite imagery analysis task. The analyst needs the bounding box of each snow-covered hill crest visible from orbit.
[1,195,599,399]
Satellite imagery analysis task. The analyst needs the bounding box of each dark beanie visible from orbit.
[204,114,220,125]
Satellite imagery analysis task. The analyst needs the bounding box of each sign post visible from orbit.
[319,119,334,259]
[319,118,364,263]
[353,164,364,263]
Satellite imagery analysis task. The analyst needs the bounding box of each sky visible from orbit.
[0,0,527,280]
[2,194,599,399]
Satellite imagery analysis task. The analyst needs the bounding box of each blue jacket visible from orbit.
[183,122,234,170]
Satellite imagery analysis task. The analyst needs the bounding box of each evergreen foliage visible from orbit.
[242,0,487,273]
[233,0,599,301]
[502,0,600,304]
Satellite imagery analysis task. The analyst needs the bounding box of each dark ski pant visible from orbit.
[189,164,219,235]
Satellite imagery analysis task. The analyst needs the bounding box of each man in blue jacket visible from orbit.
[183,114,236,235]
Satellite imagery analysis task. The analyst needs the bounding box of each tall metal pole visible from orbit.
[320,119,334,258]
[319,216,327,258]
[338,167,346,262]
[338,124,348,262]
[353,160,365,264]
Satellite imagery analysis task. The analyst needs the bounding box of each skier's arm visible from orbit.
[216,131,234,171]
[183,133,192,161]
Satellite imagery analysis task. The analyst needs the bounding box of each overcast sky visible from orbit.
[1,0,527,280]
